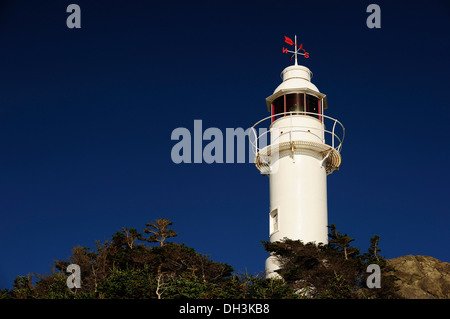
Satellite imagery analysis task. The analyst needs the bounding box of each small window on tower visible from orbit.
[305,94,319,118]
[270,209,279,234]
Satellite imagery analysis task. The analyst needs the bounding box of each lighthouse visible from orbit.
[250,36,345,278]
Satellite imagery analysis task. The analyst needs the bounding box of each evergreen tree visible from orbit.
[327,224,360,260]
[262,225,401,299]
[143,218,178,246]
[368,235,381,262]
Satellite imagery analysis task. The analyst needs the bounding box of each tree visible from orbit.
[262,226,401,299]
[11,275,34,299]
[262,239,360,298]
[143,218,178,247]
[368,235,381,262]
[327,224,359,260]
[121,227,142,249]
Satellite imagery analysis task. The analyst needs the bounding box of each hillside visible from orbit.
[387,255,450,299]
[1,220,449,299]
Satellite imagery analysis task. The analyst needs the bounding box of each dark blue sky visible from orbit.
[0,0,449,289]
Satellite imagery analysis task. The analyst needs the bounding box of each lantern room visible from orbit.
[265,65,328,123]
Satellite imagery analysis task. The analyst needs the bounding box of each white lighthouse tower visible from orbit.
[250,36,345,278]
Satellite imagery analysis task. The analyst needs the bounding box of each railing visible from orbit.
[249,111,345,158]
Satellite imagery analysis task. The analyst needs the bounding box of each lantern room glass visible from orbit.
[271,93,321,122]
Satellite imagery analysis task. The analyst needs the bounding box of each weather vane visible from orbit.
[282,35,309,65]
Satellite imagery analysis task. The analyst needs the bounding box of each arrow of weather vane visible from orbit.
[283,35,309,63]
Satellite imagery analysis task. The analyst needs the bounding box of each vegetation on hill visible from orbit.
[263,225,399,299]
[0,219,400,299]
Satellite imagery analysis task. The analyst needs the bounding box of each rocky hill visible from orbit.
[387,255,450,299]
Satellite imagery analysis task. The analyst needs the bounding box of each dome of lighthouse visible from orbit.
[273,64,320,94]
